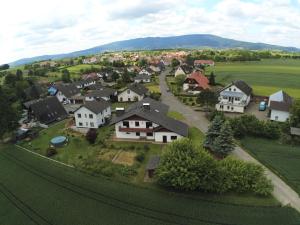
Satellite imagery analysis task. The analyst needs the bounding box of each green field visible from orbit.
[241,137,300,195]
[1,145,299,225]
[209,59,300,98]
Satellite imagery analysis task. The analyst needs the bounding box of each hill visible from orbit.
[9,34,300,66]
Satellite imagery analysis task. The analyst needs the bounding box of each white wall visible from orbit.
[134,79,151,83]
[75,106,111,128]
[270,110,290,122]
[56,91,68,103]
[118,90,143,102]
[154,132,183,143]
[215,104,245,113]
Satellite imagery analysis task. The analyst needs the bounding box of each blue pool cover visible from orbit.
[50,136,67,145]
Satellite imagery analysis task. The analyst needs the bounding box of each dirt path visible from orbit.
[159,68,300,212]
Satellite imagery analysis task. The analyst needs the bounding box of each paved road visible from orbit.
[159,68,300,212]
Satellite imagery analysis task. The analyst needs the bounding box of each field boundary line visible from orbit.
[14,145,74,168]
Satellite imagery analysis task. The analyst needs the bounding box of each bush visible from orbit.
[135,152,145,162]
[86,129,98,144]
[46,147,57,157]
[119,166,137,177]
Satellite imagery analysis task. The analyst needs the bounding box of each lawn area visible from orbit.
[1,144,299,225]
[241,137,300,195]
[208,59,300,98]
[145,84,160,93]
[167,111,185,121]
[65,64,101,74]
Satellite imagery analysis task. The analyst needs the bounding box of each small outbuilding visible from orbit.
[146,156,160,178]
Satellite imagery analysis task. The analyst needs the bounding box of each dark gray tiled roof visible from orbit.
[126,97,169,115]
[269,91,293,112]
[127,83,148,95]
[55,84,80,98]
[85,87,116,98]
[134,74,151,80]
[29,97,68,124]
[76,100,111,114]
[233,80,252,96]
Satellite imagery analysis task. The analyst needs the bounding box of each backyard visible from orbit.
[241,137,300,195]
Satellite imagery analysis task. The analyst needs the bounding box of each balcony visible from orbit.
[118,126,153,132]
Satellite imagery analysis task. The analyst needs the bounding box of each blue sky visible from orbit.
[0,0,300,64]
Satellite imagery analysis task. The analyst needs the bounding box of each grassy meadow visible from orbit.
[208,59,300,98]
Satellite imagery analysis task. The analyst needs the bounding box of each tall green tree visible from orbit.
[61,69,71,83]
[204,115,224,148]
[212,121,235,157]
[171,58,180,67]
[290,99,300,128]
[208,72,216,85]
[196,89,218,109]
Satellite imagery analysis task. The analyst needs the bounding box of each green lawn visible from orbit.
[167,111,185,121]
[208,59,300,98]
[1,145,299,225]
[65,64,101,74]
[145,84,160,93]
[241,137,300,195]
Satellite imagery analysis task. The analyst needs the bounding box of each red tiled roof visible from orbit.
[194,60,215,65]
[185,71,210,89]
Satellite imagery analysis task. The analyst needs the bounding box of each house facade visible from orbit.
[85,87,117,102]
[54,84,81,104]
[194,60,215,67]
[134,74,151,83]
[216,80,252,113]
[118,84,148,102]
[74,100,111,128]
[268,90,293,122]
[182,71,210,94]
[174,66,187,77]
[111,99,188,143]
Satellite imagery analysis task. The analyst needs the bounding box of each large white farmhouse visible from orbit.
[268,90,293,122]
[110,98,188,143]
[216,80,252,113]
[118,83,148,102]
[74,100,111,128]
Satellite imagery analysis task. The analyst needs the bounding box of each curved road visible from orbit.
[159,68,300,212]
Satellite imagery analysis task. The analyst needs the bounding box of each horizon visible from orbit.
[1,0,300,64]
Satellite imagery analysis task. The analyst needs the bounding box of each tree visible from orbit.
[16,69,23,81]
[0,87,20,139]
[208,72,216,85]
[0,64,9,71]
[171,58,180,67]
[174,74,186,87]
[111,71,119,81]
[290,100,300,128]
[138,58,147,67]
[212,121,235,157]
[86,128,98,144]
[61,69,71,83]
[156,138,218,191]
[204,115,224,148]
[196,89,217,109]
[121,70,132,83]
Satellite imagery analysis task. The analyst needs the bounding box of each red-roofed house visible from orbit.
[183,71,210,94]
[194,60,215,67]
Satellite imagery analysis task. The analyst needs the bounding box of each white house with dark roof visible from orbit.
[268,90,293,122]
[74,100,111,128]
[54,84,81,104]
[216,80,252,113]
[134,74,151,83]
[118,83,148,102]
[85,87,117,102]
[139,69,152,76]
[74,79,96,89]
[110,98,188,143]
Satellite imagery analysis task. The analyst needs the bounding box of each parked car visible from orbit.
[259,101,267,111]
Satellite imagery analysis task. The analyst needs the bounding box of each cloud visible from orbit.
[0,0,300,64]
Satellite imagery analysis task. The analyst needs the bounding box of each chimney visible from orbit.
[143,103,150,110]
[116,107,125,116]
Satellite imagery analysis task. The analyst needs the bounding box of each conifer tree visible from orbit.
[212,121,235,157]
[204,115,224,148]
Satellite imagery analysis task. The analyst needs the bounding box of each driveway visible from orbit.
[159,68,300,212]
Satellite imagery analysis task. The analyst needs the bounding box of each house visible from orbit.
[268,90,293,122]
[134,74,151,83]
[174,66,188,77]
[146,156,160,178]
[216,80,252,113]
[74,100,111,128]
[81,73,100,81]
[27,97,68,124]
[110,99,188,143]
[83,57,97,64]
[85,87,117,102]
[54,84,81,104]
[118,83,149,102]
[194,60,215,67]
[139,69,152,77]
[182,71,210,94]
[149,65,161,73]
[74,78,96,89]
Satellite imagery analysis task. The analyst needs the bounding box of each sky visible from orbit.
[1,0,300,64]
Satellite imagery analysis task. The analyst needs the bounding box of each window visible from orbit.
[146,122,152,128]
[85,114,87,118]
[90,122,94,127]
[135,121,139,127]
[127,90,130,94]
[79,122,83,126]
[120,97,123,102]
[147,132,153,136]
[229,88,231,91]
[231,107,234,110]
[171,136,177,140]
[235,97,240,101]
[227,106,230,110]
[128,98,131,102]
[136,132,140,136]
[233,88,236,91]
[86,122,88,126]
[275,116,278,121]
[89,114,93,119]
[123,121,129,127]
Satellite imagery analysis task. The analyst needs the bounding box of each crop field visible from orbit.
[209,59,300,98]
[241,137,300,195]
[0,145,299,225]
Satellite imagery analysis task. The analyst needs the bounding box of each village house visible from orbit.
[139,69,152,77]
[26,97,68,124]
[74,100,111,128]
[134,74,151,83]
[85,87,117,102]
[194,60,215,67]
[110,98,188,143]
[149,65,161,73]
[54,84,81,104]
[74,78,96,89]
[118,83,149,102]
[83,57,97,64]
[216,80,252,113]
[268,90,293,122]
[182,71,210,94]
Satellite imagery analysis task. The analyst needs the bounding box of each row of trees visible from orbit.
[156,139,272,195]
